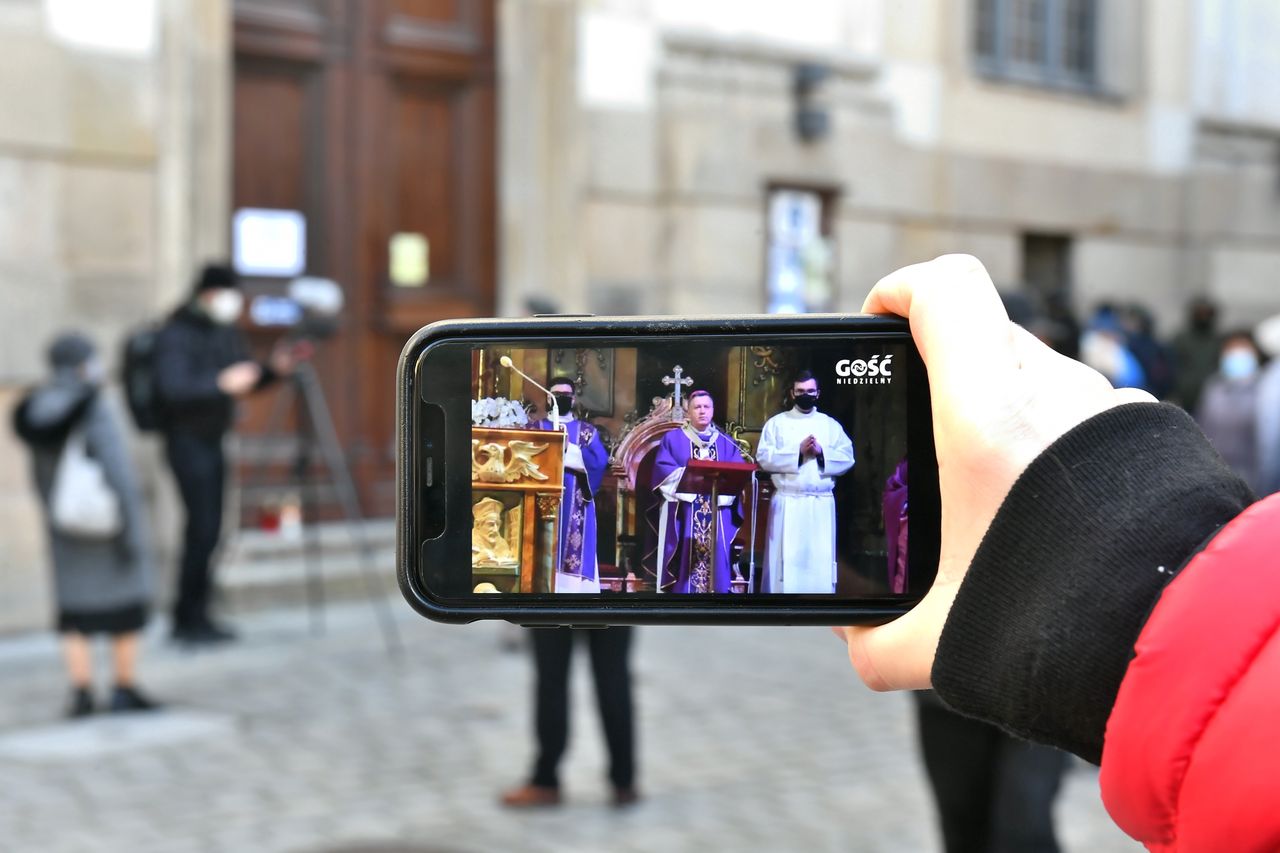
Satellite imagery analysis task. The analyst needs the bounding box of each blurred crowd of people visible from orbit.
[1069,295,1280,496]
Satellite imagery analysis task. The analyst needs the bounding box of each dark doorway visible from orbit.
[1021,232,1073,299]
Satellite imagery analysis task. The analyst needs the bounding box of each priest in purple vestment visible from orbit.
[651,390,746,593]
[883,457,909,594]
[533,377,609,593]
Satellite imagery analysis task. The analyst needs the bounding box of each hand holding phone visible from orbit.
[836,255,1157,689]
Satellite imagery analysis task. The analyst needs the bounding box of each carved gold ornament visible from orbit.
[749,346,782,386]
[472,497,518,567]
[472,439,551,483]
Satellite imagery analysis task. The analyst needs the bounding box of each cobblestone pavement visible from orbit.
[0,598,1141,853]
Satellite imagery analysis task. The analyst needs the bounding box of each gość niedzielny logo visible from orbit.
[835,355,894,386]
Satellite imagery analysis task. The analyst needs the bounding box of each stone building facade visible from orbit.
[1,0,1278,631]
[505,0,1280,332]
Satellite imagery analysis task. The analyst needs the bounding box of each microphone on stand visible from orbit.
[499,355,560,430]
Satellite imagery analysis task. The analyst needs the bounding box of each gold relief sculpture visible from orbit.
[472,438,551,483]
[473,497,520,568]
[749,346,783,385]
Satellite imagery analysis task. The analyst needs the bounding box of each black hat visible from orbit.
[48,332,95,369]
[195,263,240,292]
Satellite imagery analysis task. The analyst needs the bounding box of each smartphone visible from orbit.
[396,314,939,625]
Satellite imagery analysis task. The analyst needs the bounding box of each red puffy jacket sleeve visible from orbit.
[1101,494,1280,851]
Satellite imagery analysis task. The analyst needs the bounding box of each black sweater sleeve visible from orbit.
[931,402,1255,764]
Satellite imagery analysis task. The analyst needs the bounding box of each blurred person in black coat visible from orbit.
[154,264,305,645]
[1170,297,1221,412]
[1121,303,1174,401]
[500,627,637,809]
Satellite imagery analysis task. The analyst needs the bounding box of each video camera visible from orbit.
[249,277,344,340]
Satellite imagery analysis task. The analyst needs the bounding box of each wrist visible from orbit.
[932,403,1254,762]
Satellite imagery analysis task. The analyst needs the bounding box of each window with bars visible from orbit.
[974,0,1100,92]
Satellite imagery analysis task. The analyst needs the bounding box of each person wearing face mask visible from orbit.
[12,333,159,716]
[756,370,854,594]
[153,264,302,645]
[529,377,609,593]
[1194,331,1263,490]
[1254,314,1280,496]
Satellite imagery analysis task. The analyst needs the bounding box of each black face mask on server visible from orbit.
[794,393,818,412]
[553,394,574,416]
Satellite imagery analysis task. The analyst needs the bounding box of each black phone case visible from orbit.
[396,314,938,626]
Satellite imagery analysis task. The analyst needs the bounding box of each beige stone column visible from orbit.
[497,0,588,317]
[156,0,232,309]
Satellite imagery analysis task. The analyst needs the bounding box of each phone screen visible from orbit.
[413,329,937,607]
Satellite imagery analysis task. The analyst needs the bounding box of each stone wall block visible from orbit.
[66,58,159,158]
[60,166,155,272]
[1188,170,1280,241]
[0,34,70,151]
[584,199,660,283]
[943,156,1184,235]
[585,110,658,196]
[0,157,59,265]
[834,218,896,310]
[1210,247,1280,330]
[1074,239,1184,333]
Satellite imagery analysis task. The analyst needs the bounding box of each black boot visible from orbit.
[110,684,161,713]
[67,687,94,719]
[194,620,238,643]
[171,620,236,647]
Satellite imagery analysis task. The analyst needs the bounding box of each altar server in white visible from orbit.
[756,370,854,593]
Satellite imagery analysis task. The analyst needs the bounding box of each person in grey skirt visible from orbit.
[12,332,159,717]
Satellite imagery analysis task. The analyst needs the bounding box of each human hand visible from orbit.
[217,361,262,396]
[563,441,586,472]
[835,255,1156,691]
[800,435,817,457]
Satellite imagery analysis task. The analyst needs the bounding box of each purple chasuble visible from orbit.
[534,418,608,583]
[651,426,745,593]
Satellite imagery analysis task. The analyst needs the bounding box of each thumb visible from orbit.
[839,579,961,691]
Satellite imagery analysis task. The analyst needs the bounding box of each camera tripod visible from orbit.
[235,359,402,657]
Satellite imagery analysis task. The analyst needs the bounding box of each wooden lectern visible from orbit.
[676,458,757,591]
